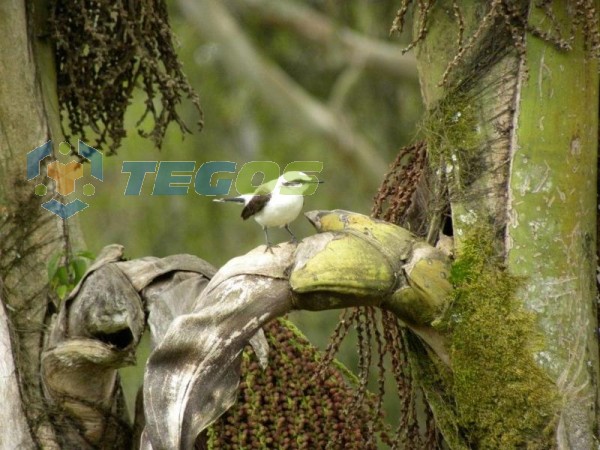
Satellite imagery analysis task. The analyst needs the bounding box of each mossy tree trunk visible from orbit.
[0,1,82,447]
[414,1,599,448]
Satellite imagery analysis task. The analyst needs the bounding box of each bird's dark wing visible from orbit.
[241,194,271,220]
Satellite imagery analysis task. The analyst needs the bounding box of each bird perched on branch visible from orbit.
[214,171,323,251]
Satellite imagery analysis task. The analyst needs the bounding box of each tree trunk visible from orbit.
[414,1,599,447]
[506,6,599,447]
[0,1,82,447]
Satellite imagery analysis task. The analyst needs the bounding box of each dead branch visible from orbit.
[141,210,452,449]
[42,245,216,449]
[227,0,417,79]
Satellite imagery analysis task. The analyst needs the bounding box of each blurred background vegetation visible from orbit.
[79,0,423,430]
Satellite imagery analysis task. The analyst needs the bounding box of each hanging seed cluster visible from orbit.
[205,319,386,449]
[48,0,203,155]
[371,141,426,226]
[391,0,600,87]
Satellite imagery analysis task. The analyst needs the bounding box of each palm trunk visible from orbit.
[506,5,599,447]
[413,1,599,447]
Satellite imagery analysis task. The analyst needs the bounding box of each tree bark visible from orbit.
[413,1,599,447]
[0,1,82,447]
[506,5,599,447]
[0,294,36,449]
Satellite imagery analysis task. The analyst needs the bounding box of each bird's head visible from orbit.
[277,171,323,195]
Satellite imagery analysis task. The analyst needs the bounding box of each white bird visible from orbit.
[214,171,323,251]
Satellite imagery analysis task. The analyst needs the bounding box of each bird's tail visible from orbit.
[213,197,245,204]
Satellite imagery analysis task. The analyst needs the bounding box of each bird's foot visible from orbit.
[264,243,279,254]
[288,236,298,244]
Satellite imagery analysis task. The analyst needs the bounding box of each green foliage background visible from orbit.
[79,0,423,430]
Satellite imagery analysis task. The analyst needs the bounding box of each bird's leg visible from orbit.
[284,224,298,243]
[263,227,277,253]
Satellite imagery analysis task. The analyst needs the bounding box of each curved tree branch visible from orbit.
[142,210,452,450]
[142,276,293,450]
[178,0,387,179]
[226,0,417,79]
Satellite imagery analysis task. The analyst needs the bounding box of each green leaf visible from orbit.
[47,250,95,300]
[75,250,96,260]
[55,266,69,285]
[71,258,89,284]
[47,252,62,280]
[56,285,68,300]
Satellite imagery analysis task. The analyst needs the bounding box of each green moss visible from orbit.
[439,228,559,448]
[421,91,483,191]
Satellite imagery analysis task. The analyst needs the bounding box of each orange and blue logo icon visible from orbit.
[27,140,103,219]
